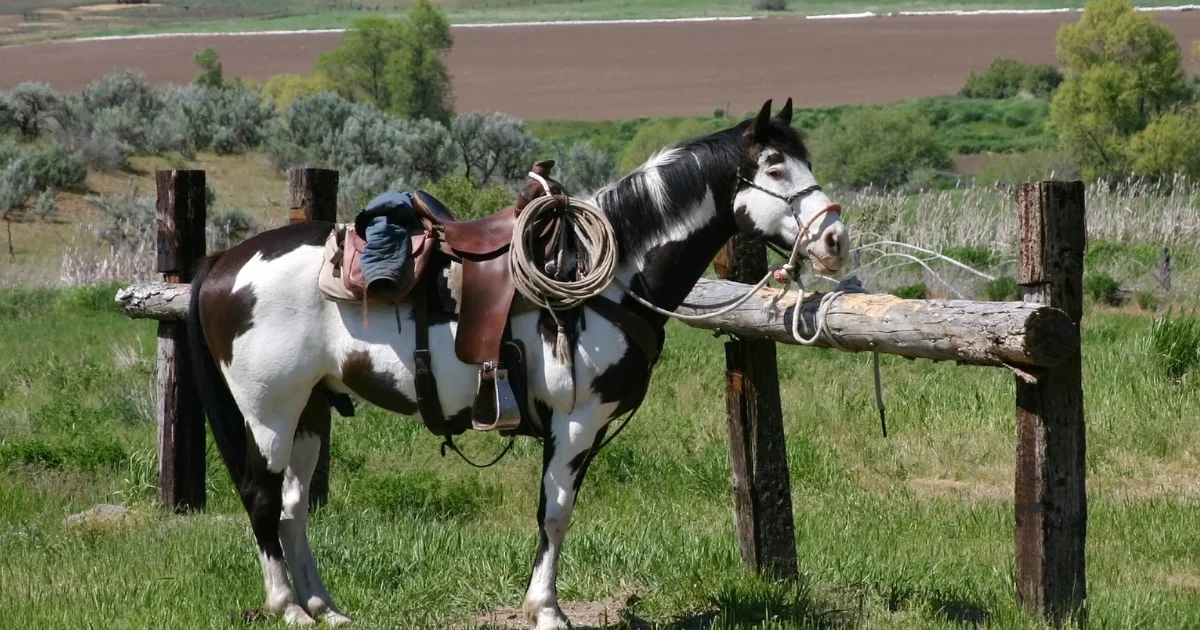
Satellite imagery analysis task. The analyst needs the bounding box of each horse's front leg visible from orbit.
[523,402,610,630]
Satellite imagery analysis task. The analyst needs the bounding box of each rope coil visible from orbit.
[509,194,618,312]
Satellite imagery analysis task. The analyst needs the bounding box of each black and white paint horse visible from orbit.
[186,99,849,629]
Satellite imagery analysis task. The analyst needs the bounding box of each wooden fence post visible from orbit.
[1015,181,1087,625]
[289,167,339,509]
[716,235,798,581]
[155,170,207,513]
[1160,247,1172,292]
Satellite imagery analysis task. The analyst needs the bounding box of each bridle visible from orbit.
[734,167,843,268]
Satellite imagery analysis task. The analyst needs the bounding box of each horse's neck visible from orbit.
[617,199,737,318]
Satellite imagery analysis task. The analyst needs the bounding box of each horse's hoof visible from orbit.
[283,604,317,627]
[321,610,353,627]
[523,604,570,630]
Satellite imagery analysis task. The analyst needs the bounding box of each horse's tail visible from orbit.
[187,252,246,490]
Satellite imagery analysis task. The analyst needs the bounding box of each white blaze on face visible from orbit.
[734,148,849,274]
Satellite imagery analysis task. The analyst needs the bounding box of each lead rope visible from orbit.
[778,272,887,437]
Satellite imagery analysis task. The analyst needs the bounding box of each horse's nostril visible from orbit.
[825,231,839,254]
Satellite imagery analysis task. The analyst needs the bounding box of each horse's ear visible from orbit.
[747,99,772,142]
[775,98,793,126]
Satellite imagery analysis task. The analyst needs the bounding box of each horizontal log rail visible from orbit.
[116,278,1075,369]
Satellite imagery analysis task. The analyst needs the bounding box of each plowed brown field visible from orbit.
[2,13,1199,120]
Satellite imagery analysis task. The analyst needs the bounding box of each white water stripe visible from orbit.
[73,16,755,42]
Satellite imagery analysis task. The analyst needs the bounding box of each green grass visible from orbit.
[3,285,1200,628]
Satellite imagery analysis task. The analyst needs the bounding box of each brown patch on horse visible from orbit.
[198,221,332,366]
[340,351,419,415]
[200,283,256,367]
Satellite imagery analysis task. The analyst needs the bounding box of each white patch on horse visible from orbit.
[638,147,680,212]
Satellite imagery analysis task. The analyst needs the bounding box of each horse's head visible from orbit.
[732,98,849,275]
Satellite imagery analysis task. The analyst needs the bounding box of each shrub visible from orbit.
[959,58,1063,99]
[752,0,789,9]
[27,144,86,192]
[552,140,617,195]
[891,283,928,299]
[452,111,541,187]
[1148,312,1200,380]
[0,96,16,135]
[325,105,408,173]
[424,174,514,221]
[810,107,950,189]
[396,118,455,185]
[87,180,156,252]
[1084,273,1122,305]
[616,117,721,173]
[7,82,60,140]
[285,92,355,153]
[163,84,274,155]
[80,70,162,117]
[983,276,1019,301]
[208,208,257,250]
[1135,291,1159,312]
[338,164,405,219]
[262,72,334,113]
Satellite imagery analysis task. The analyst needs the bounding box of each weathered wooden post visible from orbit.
[1014,181,1087,625]
[716,235,798,580]
[288,167,339,509]
[1160,247,1172,292]
[155,170,207,512]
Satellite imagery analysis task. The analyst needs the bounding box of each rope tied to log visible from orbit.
[771,273,888,437]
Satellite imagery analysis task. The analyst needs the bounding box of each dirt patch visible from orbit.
[0,13,1198,119]
[473,592,641,630]
[907,475,1010,504]
[1162,572,1200,591]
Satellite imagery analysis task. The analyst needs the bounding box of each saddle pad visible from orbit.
[317,227,359,303]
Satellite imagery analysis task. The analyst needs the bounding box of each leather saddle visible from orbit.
[331,161,662,438]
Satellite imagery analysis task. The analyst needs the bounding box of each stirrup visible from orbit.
[472,362,521,432]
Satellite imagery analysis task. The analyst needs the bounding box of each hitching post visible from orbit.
[155,170,208,512]
[1014,181,1087,625]
[715,235,799,580]
[288,167,339,509]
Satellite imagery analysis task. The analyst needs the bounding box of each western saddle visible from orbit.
[326,161,661,439]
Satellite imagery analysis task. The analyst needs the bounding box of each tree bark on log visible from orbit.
[116,278,1077,369]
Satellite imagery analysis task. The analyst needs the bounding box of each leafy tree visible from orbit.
[315,1,454,121]
[809,107,950,189]
[386,0,454,123]
[317,16,405,109]
[1127,109,1200,180]
[192,47,225,89]
[1049,0,1191,178]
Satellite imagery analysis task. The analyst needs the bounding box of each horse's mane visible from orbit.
[589,118,807,263]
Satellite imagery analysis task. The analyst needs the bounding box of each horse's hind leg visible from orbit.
[239,396,315,627]
[279,392,352,626]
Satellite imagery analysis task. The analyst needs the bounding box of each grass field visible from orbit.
[1,283,1200,629]
[0,0,1193,45]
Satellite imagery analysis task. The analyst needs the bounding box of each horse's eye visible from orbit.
[766,169,783,179]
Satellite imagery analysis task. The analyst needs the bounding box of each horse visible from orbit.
[185,98,850,629]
